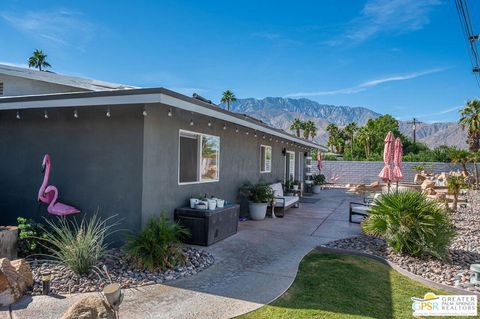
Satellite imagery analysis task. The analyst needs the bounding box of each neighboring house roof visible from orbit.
[0,87,327,150]
[0,64,137,91]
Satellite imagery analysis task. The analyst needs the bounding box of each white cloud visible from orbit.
[0,9,94,48]
[286,68,445,97]
[330,0,442,45]
[396,105,462,120]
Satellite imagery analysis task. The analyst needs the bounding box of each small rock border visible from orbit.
[326,192,480,293]
[28,247,214,295]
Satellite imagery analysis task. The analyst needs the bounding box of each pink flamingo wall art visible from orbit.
[38,154,80,217]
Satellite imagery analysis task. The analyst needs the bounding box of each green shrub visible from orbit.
[239,181,275,203]
[362,190,455,259]
[123,213,189,271]
[313,174,326,185]
[17,217,47,256]
[39,214,116,275]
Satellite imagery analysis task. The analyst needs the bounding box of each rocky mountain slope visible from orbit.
[221,97,467,149]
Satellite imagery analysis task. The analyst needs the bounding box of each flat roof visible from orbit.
[0,63,137,91]
[0,87,326,150]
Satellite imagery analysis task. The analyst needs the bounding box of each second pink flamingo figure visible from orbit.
[38,154,80,217]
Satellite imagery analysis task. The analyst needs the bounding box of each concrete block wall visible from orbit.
[311,161,474,184]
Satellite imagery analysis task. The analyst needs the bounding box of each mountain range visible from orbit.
[221,97,467,149]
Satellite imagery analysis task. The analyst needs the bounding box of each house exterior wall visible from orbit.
[0,74,88,96]
[141,103,302,222]
[0,105,144,241]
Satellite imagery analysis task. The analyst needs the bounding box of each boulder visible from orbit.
[421,179,435,190]
[426,188,436,195]
[11,259,33,293]
[414,174,427,184]
[0,258,33,307]
[0,226,18,260]
[61,295,116,319]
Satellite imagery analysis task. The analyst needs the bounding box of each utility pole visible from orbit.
[406,118,423,144]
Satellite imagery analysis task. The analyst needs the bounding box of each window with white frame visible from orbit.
[179,130,220,184]
[260,145,272,173]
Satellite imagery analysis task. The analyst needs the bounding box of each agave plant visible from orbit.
[362,190,454,259]
[38,214,117,275]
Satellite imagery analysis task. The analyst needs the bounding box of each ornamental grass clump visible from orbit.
[39,214,117,275]
[362,190,455,259]
[123,213,189,271]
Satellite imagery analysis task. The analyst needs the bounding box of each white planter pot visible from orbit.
[216,199,225,208]
[312,185,321,194]
[293,185,299,190]
[249,202,268,220]
[190,198,199,209]
[208,199,217,210]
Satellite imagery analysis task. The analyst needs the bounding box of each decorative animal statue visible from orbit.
[38,154,80,216]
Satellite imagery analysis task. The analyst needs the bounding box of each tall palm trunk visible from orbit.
[296,128,300,137]
[462,162,469,176]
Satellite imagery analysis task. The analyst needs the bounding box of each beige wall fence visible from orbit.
[311,160,475,184]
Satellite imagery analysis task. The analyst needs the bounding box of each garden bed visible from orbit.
[326,194,480,293]
[28,247,214,295]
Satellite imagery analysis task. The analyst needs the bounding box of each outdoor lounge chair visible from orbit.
[268,182,299,217]
[349,193,381,223]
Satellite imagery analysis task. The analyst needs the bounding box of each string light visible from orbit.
[208,121,212,127]
[142,107,148,116]
[190,119,194,126]
[16,110,20,120]
[44,110,48,119]
[106,108,111,118]
[74,108,79,119]
[269,137,273,142]
[168,108,172,117]
[262,135,266,139]
[223,123,227,130]
[235,127,239,133]
[254,132,258,138]
[246,131,250,135]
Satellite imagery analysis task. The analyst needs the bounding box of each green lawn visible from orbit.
[239,251,456,319]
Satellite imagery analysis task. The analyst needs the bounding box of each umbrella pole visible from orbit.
[396,181,399,192]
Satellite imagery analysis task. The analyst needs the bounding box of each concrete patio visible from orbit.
[4,188,362,319]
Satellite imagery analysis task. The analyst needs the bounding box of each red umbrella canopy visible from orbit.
[392,137,404,182]
[379,131,395,182]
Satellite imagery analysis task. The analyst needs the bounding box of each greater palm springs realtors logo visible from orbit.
[411,292,477,316]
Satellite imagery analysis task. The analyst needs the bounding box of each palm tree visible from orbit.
[28,49,51,71]
[326,124,339,153]
[303,120,317,140]
[447,175,466,212]
[344,122,358,159]
[357,126,374,159]
[290,118,304,137]
[468,151,480,189]
[459,99,480,152]
[450,149,471,176]
[220,90,237,111]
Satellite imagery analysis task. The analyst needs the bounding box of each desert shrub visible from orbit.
[362,190,455,259]
[123,213,189,271]
[17,217,47,256]
[39,214,116,275]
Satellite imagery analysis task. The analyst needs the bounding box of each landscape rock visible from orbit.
[11,259,33,293]
[61,295,115,319]
[0,258,32,306]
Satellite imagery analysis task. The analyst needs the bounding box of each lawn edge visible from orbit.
[316,246,478,295]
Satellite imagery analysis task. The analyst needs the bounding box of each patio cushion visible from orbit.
[351,205,371,214]
[274,196,299,207]
[269,183,284,197]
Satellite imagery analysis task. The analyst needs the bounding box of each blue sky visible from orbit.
[0,0,478,122]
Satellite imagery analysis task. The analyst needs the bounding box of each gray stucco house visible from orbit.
[0,64,325,238]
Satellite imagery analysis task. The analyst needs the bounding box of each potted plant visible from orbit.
[292,180,300,190]
[312,174,325,194]
[239,181,274,220]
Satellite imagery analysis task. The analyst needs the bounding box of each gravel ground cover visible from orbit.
[28,247,214,295]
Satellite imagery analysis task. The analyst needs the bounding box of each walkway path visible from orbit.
[5,189,362,319]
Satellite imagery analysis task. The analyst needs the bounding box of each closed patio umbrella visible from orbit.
[379,131,395,192]
[317,150,323,172]
[392,137,404,191]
